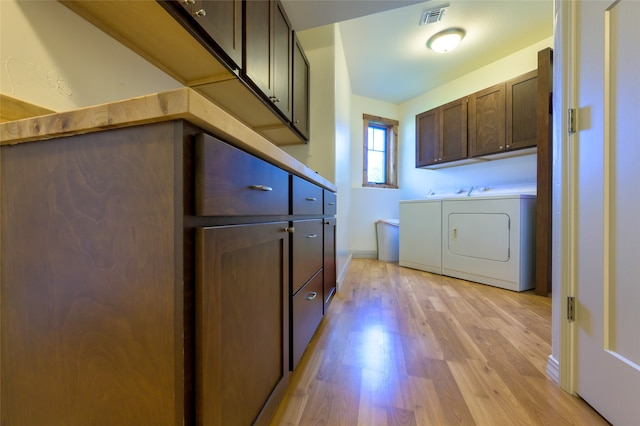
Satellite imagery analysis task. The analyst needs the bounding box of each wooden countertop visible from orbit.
[0,88,336,192]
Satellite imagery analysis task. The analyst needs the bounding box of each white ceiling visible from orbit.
[281,0,553,104]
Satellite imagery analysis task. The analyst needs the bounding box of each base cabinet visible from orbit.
[196,223,289,425]
[1,120,336,425]
[0,122,184,425]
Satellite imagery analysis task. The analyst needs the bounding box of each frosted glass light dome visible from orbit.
[427,28,466,53]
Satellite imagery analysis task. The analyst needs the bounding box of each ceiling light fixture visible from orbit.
[427,28,466,53]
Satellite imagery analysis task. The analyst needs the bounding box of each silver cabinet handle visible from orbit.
[194,8,206,16]
[249,185,273,192]
[306,234,318,238]
[305,197,317,201]
[284,227,295,234]
[307,292,318,300]
[183,0,195,4]
[328,202,336,205]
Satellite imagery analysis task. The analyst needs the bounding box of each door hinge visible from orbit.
[567,296,575,321]
[568,108,577,134]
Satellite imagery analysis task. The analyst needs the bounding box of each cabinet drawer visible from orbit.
[291,219,323,294]
[324,190,337,215]
[291,269,323,370]
[291,175,323,215]
[195,133,289,216]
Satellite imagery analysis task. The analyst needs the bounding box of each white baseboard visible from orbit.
[351,250,377,259]
[546,354,560,384]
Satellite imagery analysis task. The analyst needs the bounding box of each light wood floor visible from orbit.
[271,259,609,425]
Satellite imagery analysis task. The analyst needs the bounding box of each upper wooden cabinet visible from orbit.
[469,71,539,157]
[416,97,468,167]
[171,0,243,70]
[245,0,293,121]
[292,34,310,140]
[468,82,506,157]
[60,0,309,145]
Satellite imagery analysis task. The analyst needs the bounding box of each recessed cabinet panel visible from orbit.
[291,219,323,294]
[196,222,289,425]
[440,98,468,162]
[291,270,324,370]
[507,70,538,150]
[469,83,506,157]
[416,108,439,167]
[292,34,310,139]
[245,0,272,97]
[273,0,292,120]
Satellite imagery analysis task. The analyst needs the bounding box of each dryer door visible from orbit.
[447,213,510,262]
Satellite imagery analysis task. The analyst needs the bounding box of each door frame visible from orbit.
[551,0,577,395]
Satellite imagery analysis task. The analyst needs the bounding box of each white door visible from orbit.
[573,0,640,424]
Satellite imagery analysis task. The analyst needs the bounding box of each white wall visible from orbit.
[0,0,180,111]
[281,25,335,182]
[288,24,352,285]
[349,95,402,257]
[333,26,353,283]
[400,37,554,199]
[347,36,554,256]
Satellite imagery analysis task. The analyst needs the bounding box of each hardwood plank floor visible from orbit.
[271,259,609,425]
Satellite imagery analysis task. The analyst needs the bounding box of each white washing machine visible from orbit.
[441,194,536,292]
[399,188,471,274]
[399,199,442,273]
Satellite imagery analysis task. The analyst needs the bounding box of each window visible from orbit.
[363,114,398,188]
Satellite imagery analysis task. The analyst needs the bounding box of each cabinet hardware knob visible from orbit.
[306,234,318,238]
[499,146,504,149]
[328,202,336,205]
[284,227,295,234]
[506,144,510,148]
[249,184,273,192]
[193,8,206,17]
[294,120,300,124]
[307,292,318,300]
[325,221,331,225]
[305,197,317,201]
[270,95,280,103]
[183,0,195,4]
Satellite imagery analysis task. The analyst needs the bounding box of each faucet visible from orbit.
[466,185,476,197]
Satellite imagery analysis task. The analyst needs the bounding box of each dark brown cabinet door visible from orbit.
[440,97,468,162]
[272,0,292,120]
[171,0,243,69]
[292,33,310,139]
[245,0,292,120]
[507,70,538,150]
[323,217,337,310]
[469,82,506,156]
[416,107,440,167]
[196,222,289,426]
[291,219,323,294]
[416,97,467,167]
[245,0,272,96]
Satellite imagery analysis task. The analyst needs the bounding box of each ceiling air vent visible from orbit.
[419,4,449,25]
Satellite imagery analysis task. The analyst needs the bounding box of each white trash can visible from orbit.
[375,219,399,262]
